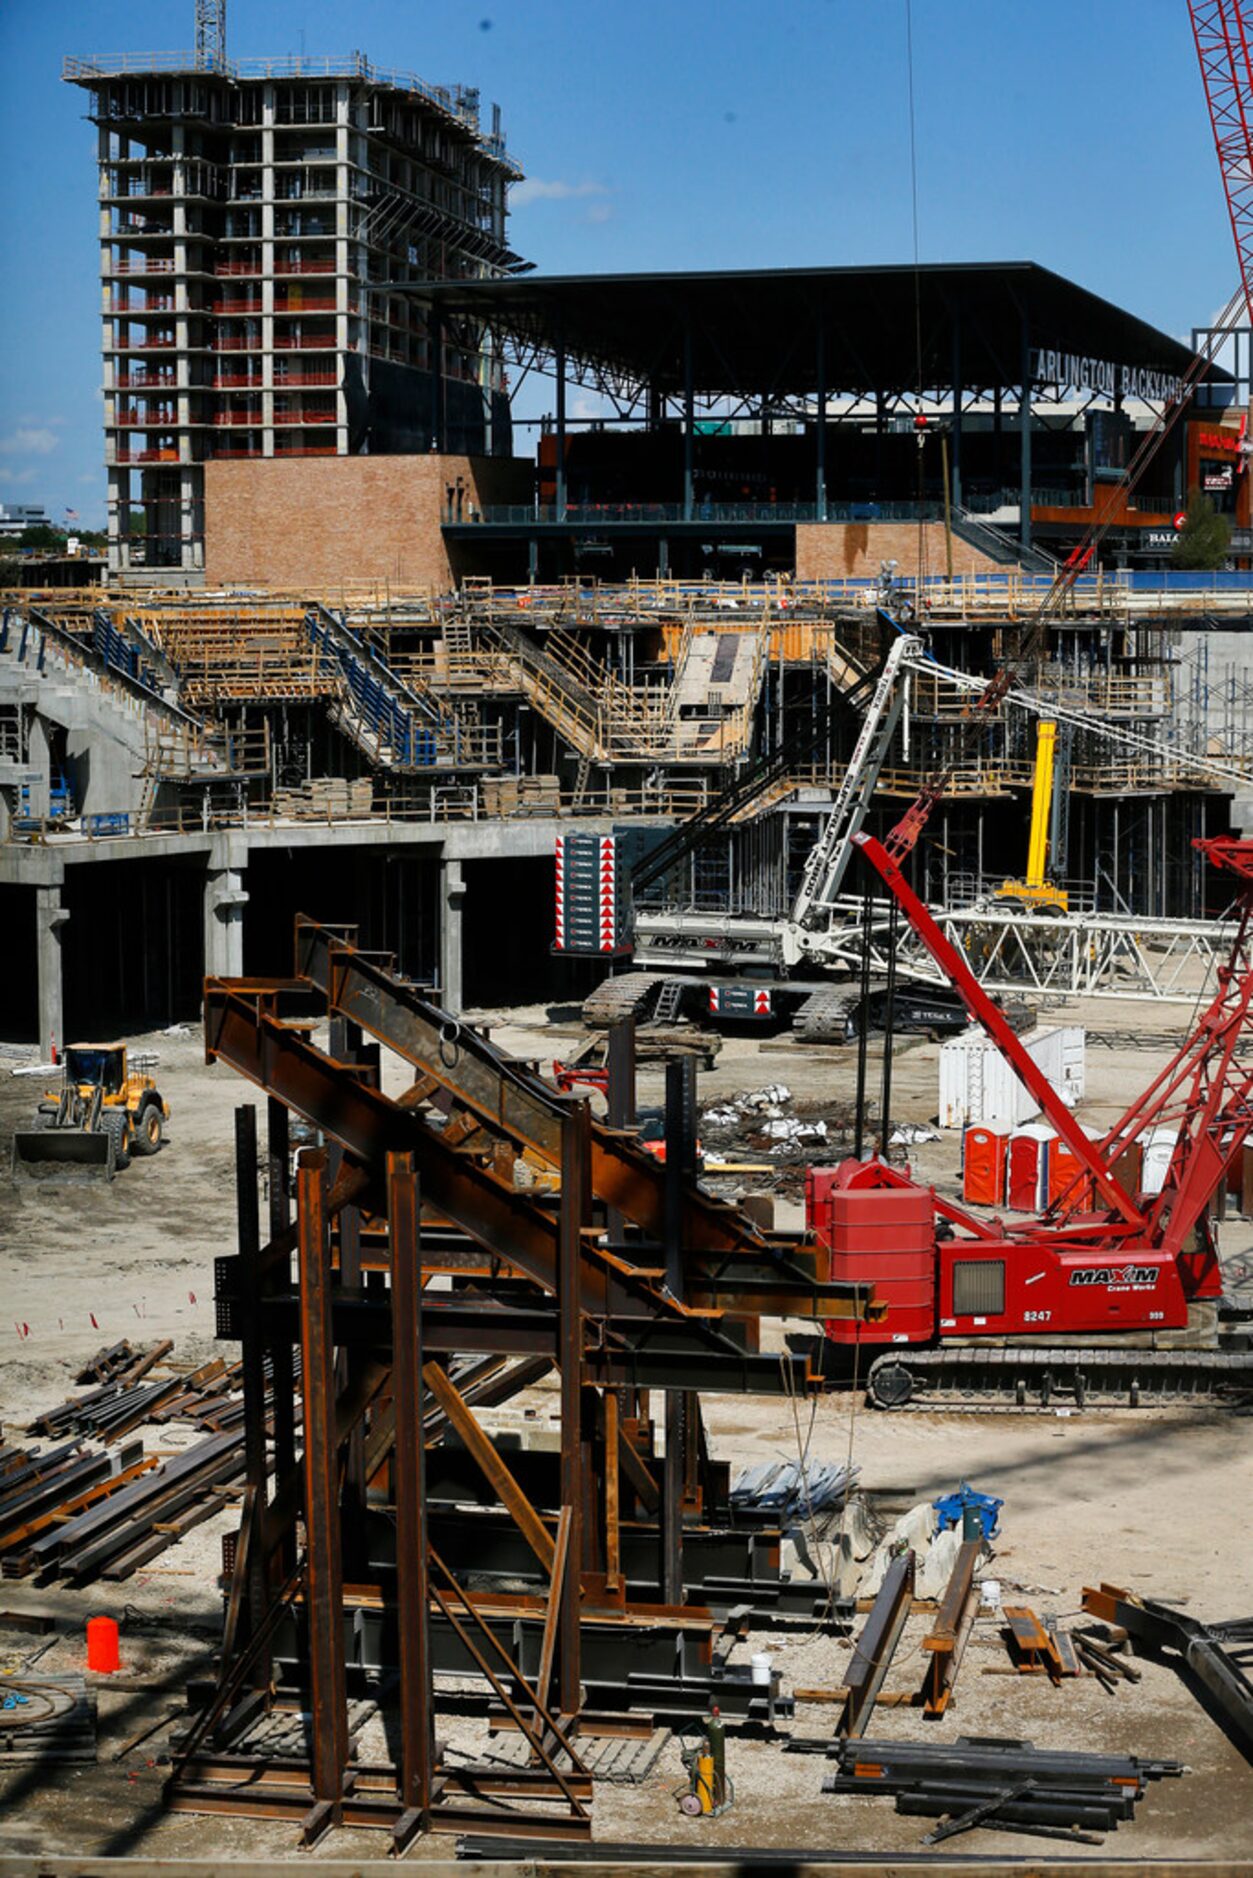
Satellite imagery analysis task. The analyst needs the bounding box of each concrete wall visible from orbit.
[795,521,1007,581]
[204,453,532,590]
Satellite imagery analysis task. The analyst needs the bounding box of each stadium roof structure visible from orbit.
[412,261,1210,402]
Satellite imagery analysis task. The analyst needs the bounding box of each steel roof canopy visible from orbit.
[407,261,1209,397]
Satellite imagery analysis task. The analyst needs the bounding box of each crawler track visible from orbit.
[581,971,664,1028]
[867,1343,1253,1410]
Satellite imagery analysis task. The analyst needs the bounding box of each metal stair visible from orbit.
[305,605,463,770]
[652,978,685,1024]
[952,507,1059,577]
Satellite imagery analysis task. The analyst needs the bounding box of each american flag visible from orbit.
[65,507,79,521]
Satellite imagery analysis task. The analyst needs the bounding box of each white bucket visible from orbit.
[750,1651,773,1686]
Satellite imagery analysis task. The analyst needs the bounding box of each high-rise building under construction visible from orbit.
[64,47,523,574]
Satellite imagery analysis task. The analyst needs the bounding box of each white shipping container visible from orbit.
[1024,1025,1085,1107]
[938,1025,1087,1131]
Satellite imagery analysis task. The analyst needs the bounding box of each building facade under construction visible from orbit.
[65,49,522,575]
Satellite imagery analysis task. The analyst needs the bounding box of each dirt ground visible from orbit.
[1,994,1252,1861]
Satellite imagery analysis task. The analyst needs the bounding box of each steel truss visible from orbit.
[637,898,1236,1004]
[170,921,873,1850]
[823,899,1239,1005]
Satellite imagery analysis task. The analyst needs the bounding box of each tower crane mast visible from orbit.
[195,0,227,70]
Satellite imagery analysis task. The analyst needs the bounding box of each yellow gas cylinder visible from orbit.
[695,1747,715,1814]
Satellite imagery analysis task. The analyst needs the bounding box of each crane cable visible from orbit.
[905,0,930,591]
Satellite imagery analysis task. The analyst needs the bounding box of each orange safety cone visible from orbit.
[86,1615,120,1673]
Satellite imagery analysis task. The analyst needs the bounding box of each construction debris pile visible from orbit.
[700,1084,865,1193]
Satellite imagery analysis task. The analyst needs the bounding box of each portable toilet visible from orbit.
[1007,1122,1054,1212]
[1142,1124,1178,1197]
[1240,1142,1253,1218]
[1111,1137,1143,1202]
[962,1125,1009,1206]
[1047,1127,1100,1213]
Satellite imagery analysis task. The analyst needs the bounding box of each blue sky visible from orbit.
[0,0,1235,528]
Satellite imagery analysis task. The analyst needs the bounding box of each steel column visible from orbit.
[1019,306,1033,552]
[234,1106,270,1679]
[683,319,695,522]
[815,320,828,519]
[296,1147,348,1814]
[558,1102,589,1716]
[662,1058,696,1605]
[555,339,567,518]
[950,308,963,509]
[387,1151,433,1826]
[605,1014,636,1243]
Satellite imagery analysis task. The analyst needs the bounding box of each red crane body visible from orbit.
[811,837,1253,1363]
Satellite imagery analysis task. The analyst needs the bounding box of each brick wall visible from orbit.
[795,521,1009,581]
[204,454,531,589]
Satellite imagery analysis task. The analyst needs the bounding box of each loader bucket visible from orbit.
[11,1129,115,1181]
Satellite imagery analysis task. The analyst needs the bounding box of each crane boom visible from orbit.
[851,830,1146,1225]
[787,630,921,937]
[1189,0,1253,317]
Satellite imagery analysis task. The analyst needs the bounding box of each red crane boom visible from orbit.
[1189,0,1253,316]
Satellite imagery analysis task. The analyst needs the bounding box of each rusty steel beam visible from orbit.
[205,983,642,1321]
[534,1504,572,1731]
[427,1546,590,1821]
[233,1106,271,1683]
[604,1388,621,1591]
[387,1151,433,1826]
[295,1149,348,1814]
[559,1105,588,1718]
[207,979,872,1325]
[921,1538,981,1717]
[421,1359,555,1575]
[839,1549,916,1739]
[250,1289,824,1392]
[294,916,769,1257]
[266,1097,298,1577]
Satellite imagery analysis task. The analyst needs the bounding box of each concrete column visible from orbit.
[204,867,248,979]
[440,858,466,1014]
[26,716,52,820]
[36,885,69,1060]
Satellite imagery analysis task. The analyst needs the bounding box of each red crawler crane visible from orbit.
[1189,0,1253,316]
[810,8,1253,1408]
[816,833,1253,1408]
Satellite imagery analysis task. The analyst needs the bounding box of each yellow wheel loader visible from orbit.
[12,1044,169,1180]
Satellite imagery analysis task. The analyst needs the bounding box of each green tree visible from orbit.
[1171,488,1231,570]
[17,523,67,551]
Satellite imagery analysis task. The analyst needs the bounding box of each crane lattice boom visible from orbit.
[196,0,227,70]
[1189,0,1253,318]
